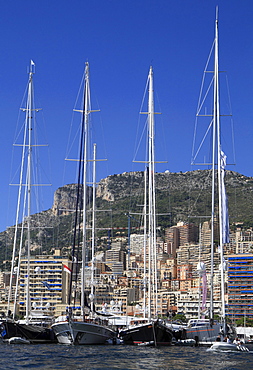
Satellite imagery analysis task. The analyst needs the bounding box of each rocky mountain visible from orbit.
[0,169,252,267]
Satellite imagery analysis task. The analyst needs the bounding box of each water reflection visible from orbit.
[1,343,252,370]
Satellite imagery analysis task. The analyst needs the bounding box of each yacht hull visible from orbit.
[185,322,222,345]
[119,320,173,346]
[52,320,116,345]
[185,321,236,345]
[1,321,56,344]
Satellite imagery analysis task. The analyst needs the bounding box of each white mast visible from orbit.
[210,7,220,322]
[9,61,35,322]
[215,8,226,322]
[8,61,36,321]
[90,143,97,314]
[7,67,30,317]
[81,62,90,318]
[138,67,164,319]
[143,168,147,319]
[147,66,157,320]
[198,223,202,320]
[25,61,35,323]
[7,61,48,321]
[211,7,227,326]
[73,62,100,318]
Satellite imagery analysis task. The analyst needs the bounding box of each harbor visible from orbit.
[0,1,253,368]
[1,342,253,370]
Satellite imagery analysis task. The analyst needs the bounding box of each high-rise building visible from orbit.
[19,250,70,317]
[105,242,126,274]
[165,222,198,257]
[165,226,179,256]
[227,253,253,320]
[177,222,198,246]
[234,228,253,254]
[201,219,219,246]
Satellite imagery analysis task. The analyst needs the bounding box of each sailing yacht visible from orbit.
[51,62,116,345]
[185,9,236,346]
[1,60,56,344]
[119,67,174,346]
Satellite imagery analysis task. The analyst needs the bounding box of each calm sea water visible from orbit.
[1,342,253,370]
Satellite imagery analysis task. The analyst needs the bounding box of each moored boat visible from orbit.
[185,319,235,346]
[1,318,55,344]
[119,319,173,346]
[119,67,175,346]
[186,8,236,346]
[52,315,116,345]
[52,62,117,345]
[2,60,56,344]
[210,341,249,352]
[7,336,30,345]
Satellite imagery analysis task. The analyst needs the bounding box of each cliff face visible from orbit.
[1,169,253,266]
[52,184,80,216]
[51,170,253,220]
[96,172,145,201]
[94,169,253,199]
[52,184,93,216]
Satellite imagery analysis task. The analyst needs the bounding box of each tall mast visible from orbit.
[198,223,202,320]
[210,8,219,322]
[211,7,227,326]
[215,8,226,323]
[147,66,157,319]
[71,62,100,317]
[143,168,147,319]
[25,61,35,322]
[7,60,35,320]
[90,143,97,314]
[81,62,90,318]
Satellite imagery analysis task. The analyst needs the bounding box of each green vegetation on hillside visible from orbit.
[0,169,252,269]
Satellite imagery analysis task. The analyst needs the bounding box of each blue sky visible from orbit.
[1,0,253,232]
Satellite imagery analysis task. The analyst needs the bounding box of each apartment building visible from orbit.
[18,250,70,317]
[227,253,253,320]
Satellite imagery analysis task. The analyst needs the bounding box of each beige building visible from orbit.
[18,250,71,317]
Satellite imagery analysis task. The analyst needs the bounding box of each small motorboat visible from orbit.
[137,341,155,346]
[210,341,249,352]
[174,338,196,346]
[7,337,30,345]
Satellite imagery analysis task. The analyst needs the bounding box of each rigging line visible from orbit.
[13,81,30,145]
[13,171,28,318]
[133,119,148,163]
[95,107,109,178]
[192,41,215,163]
[225,74,236,165]
[191,119,213,164]
[63,72,86,190]
[188,170,213,217]
[132,73,149,163]
[32,110,52,197]
[68,94,86,307]
[196,76,214,116]
[7,97,30,314]
[196,40,215,115]
[154,89,169,167]
[130,75,150,214]
[66,72,85,158]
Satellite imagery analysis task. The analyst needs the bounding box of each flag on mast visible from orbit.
[220,150,230,244]
[63,264,71,274]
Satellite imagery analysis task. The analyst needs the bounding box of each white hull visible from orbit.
[7,337,30,345]
[185,321,222,345]
[52,320,116,345]
[210,342,249,352]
